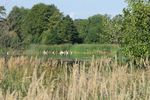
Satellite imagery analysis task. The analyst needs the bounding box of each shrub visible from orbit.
[121,1,150,60]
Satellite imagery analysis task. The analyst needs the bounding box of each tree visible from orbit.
[75,14,111,43]
[0,6,10,50]
[0,6,5,20]
[74,19,88,43]
[23,3,59,43]
[40,10,63,44]
[8,6,29,44]
[0,6,23,54]
[41,15,81,44]
[121,1,150,60]
[61,15,81,44]
[125,0,150,7]
[110,14,123,44]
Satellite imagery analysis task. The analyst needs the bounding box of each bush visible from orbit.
[121,1,150,60]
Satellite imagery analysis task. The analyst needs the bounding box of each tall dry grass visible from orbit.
[0,56,150,100]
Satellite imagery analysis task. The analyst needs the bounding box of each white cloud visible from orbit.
[69,12,76,19]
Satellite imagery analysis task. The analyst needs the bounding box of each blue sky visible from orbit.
[0,0,127,19]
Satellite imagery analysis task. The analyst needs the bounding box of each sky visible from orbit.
[0,0,127,19]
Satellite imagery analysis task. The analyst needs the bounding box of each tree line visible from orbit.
[1,3,123,45]
[0,0,150,59]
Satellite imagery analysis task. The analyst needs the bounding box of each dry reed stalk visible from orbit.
[0,56,149,99]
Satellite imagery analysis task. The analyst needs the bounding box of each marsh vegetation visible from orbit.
[0,56,150,100]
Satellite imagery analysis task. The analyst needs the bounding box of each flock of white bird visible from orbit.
[5,51,72,56]
[43,50,72,56]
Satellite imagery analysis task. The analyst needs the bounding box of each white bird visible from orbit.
[6,52,9,55]
[65,51,69,55]
[52,51,55,55]
[43,50,48,55]
[59,51,64,56]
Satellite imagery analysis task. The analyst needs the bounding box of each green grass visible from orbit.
[24,44,119,60]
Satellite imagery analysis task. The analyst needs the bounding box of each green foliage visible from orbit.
[74,19,88,42]
[61,15,81,44]
[121,1,150,59]
[8,6,29,43]
[41,10,64,44]
[41,14,81,44]
[0,6,24,51]
[75,14,112,44]
[0,7,10,49]
[6,3,124,45]
[0,6,5,20]
[23,3,59,43]
[17,3,81,44]
[110,15,123,44]
[86,14,104,43]
[41,30,62,44]
[0,7,9,49]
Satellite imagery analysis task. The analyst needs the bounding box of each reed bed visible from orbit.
[0,56,150,100]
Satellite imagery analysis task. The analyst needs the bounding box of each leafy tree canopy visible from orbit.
[121,0,150,59]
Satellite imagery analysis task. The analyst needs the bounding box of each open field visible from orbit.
[0,56,149,99]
